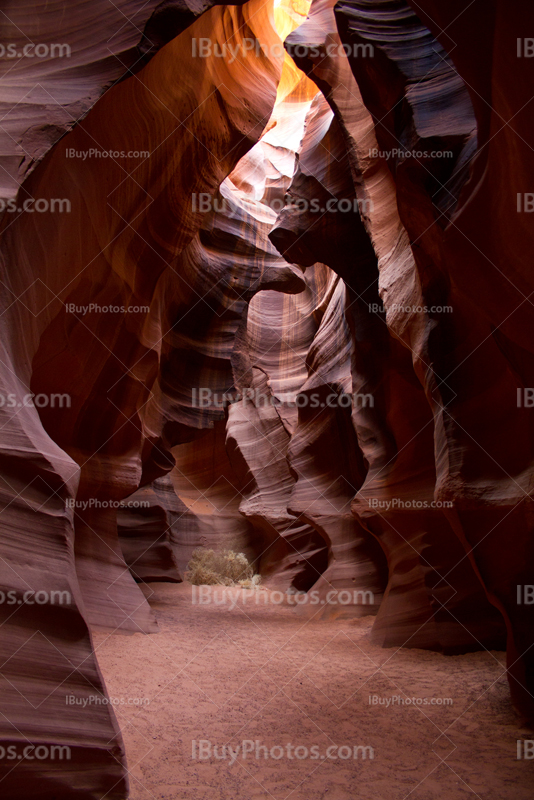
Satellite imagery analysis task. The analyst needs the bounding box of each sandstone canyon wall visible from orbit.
[0,0,533,797]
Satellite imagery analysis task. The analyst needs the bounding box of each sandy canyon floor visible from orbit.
[93,584,534,800]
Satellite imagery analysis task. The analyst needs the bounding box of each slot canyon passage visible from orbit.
[1,0,534,797]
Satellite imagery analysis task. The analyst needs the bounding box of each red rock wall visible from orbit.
[0,2,287,795]
[282,0,532,717]
[0,0,533,796]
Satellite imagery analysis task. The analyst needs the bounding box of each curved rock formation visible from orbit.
[332,0,534,718]
[0,1,291,795]
[400,0,534,723]
[117,476,183,583]
[0,0,533,795]
[276,0,531,712]
[0,0,252,201]
[269,0,503,652]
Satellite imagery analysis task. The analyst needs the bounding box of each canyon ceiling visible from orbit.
[0,0,533,797]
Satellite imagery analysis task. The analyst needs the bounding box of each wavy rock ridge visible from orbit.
[0,0,533,796]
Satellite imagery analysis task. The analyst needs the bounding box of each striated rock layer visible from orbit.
[0,1,292,796]
[0,0,253,202]
[399,0,534,728]
[276,0,532,716]
[0,0,533,796]
[334,0,534,720]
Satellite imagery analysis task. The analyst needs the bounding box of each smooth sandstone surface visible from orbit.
[0,2,289,796]
[0,0,532,797]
